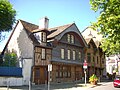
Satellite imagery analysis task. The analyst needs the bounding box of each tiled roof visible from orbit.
[19,19,74,39]
[47,23,74,39]
[19,20,39,44]
[19,19,75,45]
[19,19,38,32]
[85,38,91,44]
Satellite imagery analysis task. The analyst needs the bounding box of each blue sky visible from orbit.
[0,0,100,51]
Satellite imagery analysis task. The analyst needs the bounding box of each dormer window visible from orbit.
[67,34,74,44]
[41,32,46,42]
[67,34,70,43]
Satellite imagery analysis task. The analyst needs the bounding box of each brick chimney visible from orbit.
[39,17,49,30]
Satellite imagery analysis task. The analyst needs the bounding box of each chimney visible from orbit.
[39,17,49,30]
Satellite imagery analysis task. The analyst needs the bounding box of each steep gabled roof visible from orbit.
[47,23,74,39]
[19,19,38,32]
[85,38,97,48]
[94,40,101,48]
[19,20,40,44]
[1,19,87,56]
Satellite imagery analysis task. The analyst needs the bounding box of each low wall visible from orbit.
[0,77,23,86]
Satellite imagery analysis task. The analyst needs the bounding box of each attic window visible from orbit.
[67,34,70,43]
[71,35,74,43]
[67,34,74,44]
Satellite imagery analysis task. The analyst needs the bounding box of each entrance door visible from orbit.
[34,66,48,84]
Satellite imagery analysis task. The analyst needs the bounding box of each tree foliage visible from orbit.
[90,0,120,55]
[2,52,17,67]
[0,0,16,41]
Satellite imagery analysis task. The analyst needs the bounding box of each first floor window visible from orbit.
[73,50,76,60]
[87,53,91,63]
[97,56,99,64]
[67,50,71,60]
[78,52,81,60]
[42,48,45,59]
[56,66,71,78]
[61,49,65,59]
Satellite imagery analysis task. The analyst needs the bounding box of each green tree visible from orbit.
[90,0,120,55]
[0,0,16,41]
[2,52,17,67]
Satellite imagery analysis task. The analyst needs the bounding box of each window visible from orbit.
[97,56,99,64]
[35,69,40,78]
[56,65,71,78]
[93,56,95,62]
[41,32,46,42]
[61,49,65,59]
[71,35,74,43]
[88,44,91,48]
[73,50,76,60]
[87,53,91,63]
[67,34,70,43]
[67,50,71,60]
[102,58,104,63]
[78,52,81,60]
[41,48,45,59]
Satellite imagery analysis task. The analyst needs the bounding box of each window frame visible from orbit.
[41,32,46,42]
[87,53,91,63]
[61,48,65,59]
[41,48,46,60]
[67,49,71,60]
[73,50,76,60]
[67,34,70,43]
[71,35,74,44]
[78,52,81,60]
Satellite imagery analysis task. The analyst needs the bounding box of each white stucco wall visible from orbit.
[7,21,33,59]
[7,21,34,85]
[0,77,23,86]
[22,59,33,85]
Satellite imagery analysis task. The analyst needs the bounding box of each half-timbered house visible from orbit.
[2,17,87,85]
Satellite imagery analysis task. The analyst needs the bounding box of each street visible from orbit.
[0,81,120,90]
[85,82,120,90]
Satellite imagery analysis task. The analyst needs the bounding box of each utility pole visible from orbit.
[48,64,52,90]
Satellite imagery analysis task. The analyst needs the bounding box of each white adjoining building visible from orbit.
[106,54,120,75]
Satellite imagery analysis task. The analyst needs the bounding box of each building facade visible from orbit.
[82,27,106,78]
[2,18,106,85]
[47,24,87,83]
[2,17,88,85]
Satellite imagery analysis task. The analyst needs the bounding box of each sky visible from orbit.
[0,0,100,51]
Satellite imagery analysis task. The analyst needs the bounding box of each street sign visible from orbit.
[48,64,52,71]
[83,61,88,69]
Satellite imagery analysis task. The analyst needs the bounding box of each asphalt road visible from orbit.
[85,82,120,90]
[0,81,120,90]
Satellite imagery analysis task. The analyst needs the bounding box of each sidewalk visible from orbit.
[0,81,110,90]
